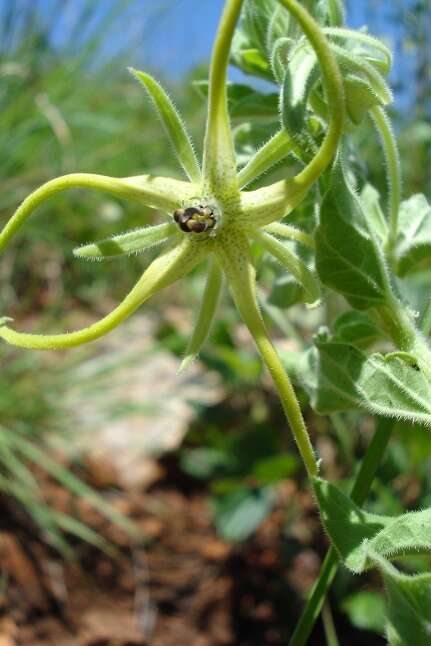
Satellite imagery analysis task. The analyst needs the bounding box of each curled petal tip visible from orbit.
[178,354,196,374]
[0,317,13,327]
[306,298,322,310]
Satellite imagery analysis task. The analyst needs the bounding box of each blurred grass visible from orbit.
[0,0,207,552]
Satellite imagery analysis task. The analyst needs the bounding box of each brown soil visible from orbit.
[0,457,385,646]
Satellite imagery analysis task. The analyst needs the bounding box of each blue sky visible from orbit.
[0,0,413,110]
[130,0,390,77]
[13,0,398,78]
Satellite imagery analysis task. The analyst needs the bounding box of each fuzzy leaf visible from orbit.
[131,69,201,183]
[376,556,431,646]
[303,338,431,425]
[327,0,345,26]
[360,183,388,243]
[74,223,176,259]
[395,194,431,276]
[270,37,293,85]
[344,73,382,124]
[315,163,389,310]
[341,591,386,635]
[230,35,272,80]
[324,28,393,76]
[332,310,384,348]
[268,273,307,309]
[314,477,431,573]
[331,45,393,105]
[281,47,319,139]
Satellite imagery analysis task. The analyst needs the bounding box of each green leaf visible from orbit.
[268,274,307,308]
[332,310,384,348]
[242,0,276,56]
[315,162,390,310]
[252,454,298,484]
[130,69,201,183]
[341,591,386,634]
[281,47,319,138]
[304,337,431,424]
[376,556,431,646]
[230,35,273,80]
[344,74,382,124]
[395,194,431,276]
[194,81,278,119]
[234,122,280,168]
[314,477,431,573]
[360,183,388,243]
[52,511,116,557]
[213,487,276,542]
[74,223,177,259]
[331,45,393,106]
[327,0,345,27]
[270,37,293,85]
[324,28,393,76]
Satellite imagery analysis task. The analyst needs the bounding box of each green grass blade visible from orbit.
[7,431,140,539]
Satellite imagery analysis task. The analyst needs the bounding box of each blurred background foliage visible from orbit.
[0,0,430,641]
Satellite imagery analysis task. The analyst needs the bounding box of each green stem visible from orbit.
[244,0,345,227]
[219,235,318,479]
[378,298,431,383]
[289,417,394,646]
[245,311,319,479]
[202,0,244,199]
[421,299,431,336]
[370,106,401,257]
[277,0,345,189]
[321,602,339,646]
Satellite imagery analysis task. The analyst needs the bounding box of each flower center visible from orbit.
[173,203,219,234]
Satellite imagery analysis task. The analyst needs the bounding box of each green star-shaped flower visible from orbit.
[0,0,346,478]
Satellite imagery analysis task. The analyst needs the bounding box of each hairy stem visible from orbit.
[378,297,431,383]
[277,0,345,189]
[244,0,345,227]
[218,234,318,479]
[289,417,394,646]
[370,106,402,257]
[202,0,244,199]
